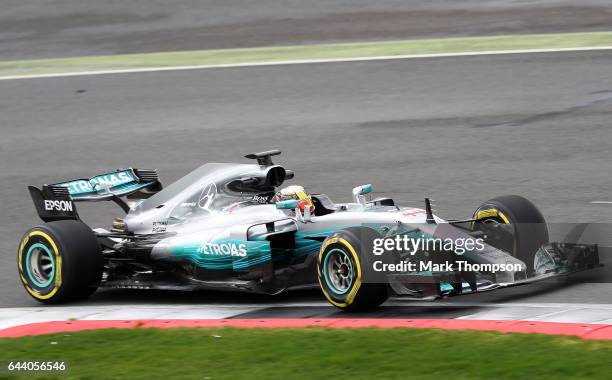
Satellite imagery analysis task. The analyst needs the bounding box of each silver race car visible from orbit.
[18,150,599,310]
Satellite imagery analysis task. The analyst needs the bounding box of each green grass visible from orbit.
[1,327,612,380]
[1,31,612,78]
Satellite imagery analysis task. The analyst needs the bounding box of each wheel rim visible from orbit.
[476,213,518,257]
[323,248,355,295]
[25,243,55,288]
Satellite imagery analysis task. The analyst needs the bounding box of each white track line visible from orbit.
[388,301,612,309]
[1,46,612,81]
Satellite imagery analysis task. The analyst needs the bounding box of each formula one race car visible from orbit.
[18,150,600,310]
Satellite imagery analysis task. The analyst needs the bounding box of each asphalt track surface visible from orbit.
[2,50,612,321]
[3,0,612,59]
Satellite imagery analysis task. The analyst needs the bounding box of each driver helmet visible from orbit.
[273,185,315,214]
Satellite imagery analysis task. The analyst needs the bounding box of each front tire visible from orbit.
[318,227,388,311]
[473,195,548,273]
[18,220,103,304]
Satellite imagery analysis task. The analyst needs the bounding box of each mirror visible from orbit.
[352,184,373,204]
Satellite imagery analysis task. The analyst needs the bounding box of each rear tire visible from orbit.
[318,227,388,311]
[18,220,103,304]
[473,195,548,273]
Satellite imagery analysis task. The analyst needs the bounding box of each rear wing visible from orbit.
[29,168,162,222]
